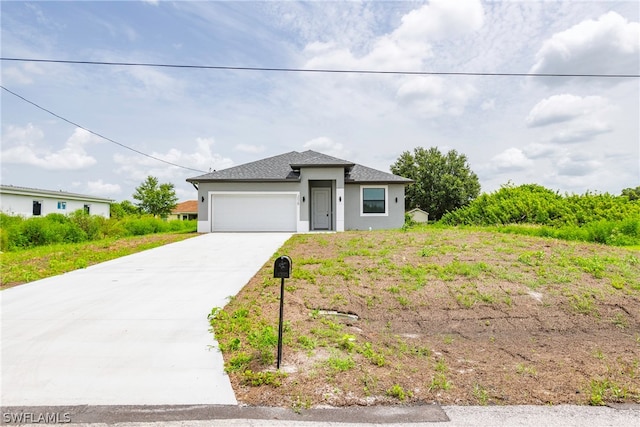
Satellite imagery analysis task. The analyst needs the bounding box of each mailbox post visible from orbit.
[273,255,291,369]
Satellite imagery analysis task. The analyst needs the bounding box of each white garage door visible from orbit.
[211,193,298,232]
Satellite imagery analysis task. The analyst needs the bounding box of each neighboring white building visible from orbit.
[407,208,429,223]
[0,185,113,218]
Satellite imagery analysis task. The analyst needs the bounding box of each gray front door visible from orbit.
[312,188,330,230]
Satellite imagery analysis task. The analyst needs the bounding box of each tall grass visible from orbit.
[438,184,640,246]
[0,211,196,251]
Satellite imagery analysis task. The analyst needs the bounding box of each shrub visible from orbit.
[440,183,640,246]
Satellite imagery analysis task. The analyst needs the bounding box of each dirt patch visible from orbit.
[212,229,640,408]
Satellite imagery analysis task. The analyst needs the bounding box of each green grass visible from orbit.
[0,232,196,289]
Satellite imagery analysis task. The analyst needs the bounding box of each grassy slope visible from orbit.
[211,227,640,408]
[0,232,196,289]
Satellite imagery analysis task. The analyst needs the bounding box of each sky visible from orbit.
[1,0,639,203]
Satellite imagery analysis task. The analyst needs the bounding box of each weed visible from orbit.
[325,354,355,373]
[429,373,451,391]
[359,342,386,366]
[297,335,317,350]
[291,395,312,413]
[397,296,410,307]
[241,370,287,387]
[248,325,279,365]
[473,383,490,405]
[611,313,628,329]
[588,379,610,405]
[226,353,252,373]
[518,250,545,266]
[339,334,356,352]
[443,335,454,344]
[361,374,379,396]
[387,384,412,401]
[365,295,382,308]
[568,291,598,316]
[516,363,537,376]
[435,358,448,373]
[420,247,435,257]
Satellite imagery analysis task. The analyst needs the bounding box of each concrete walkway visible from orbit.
[0,233,292,406]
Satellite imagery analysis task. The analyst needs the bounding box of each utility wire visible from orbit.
[0,85,208,174]
[1,57,639,78]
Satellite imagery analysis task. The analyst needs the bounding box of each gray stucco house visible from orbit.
[186,150,412,233]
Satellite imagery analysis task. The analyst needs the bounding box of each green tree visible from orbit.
[391,147,480,220]
[132,176,178,218]
[622,186,640,201]
[110,200,140,219]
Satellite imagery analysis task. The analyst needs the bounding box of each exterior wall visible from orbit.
[196,181,302,233]
[195,174,405,233]
[0,192,111,218]
[196,167,346,233]
[298,167,345,232]
[168,212,197,221]
[343,183,406,230]
[409,209,429,223]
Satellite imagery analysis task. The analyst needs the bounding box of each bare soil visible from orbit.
[216,228,640,408]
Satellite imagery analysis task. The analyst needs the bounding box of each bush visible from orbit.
[0,212,196,251]
[440,183,640,246]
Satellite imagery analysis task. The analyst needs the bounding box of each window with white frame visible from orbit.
[361,185,388,215]
[57,201,67,210]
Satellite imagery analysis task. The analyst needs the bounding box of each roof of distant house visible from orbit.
[187,150,412,184]
[172,200,198,214]
[0,184,114,202]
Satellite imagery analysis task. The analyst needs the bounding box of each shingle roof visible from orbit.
[0,184,114,202]
[172,200,198,214]
[187,150,412,184]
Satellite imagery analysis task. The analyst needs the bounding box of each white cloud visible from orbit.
[235,144,266,154]
[530,11,640,86]
[550,121,612,143]
[526,94,609,127]
[1,126,99,170]
[86,179,121,196]
[481,99,495,111]
[522,143,560,160]
[303,137,350,159]
[525,94,614,143]
[490,148,534,173]
[556,154,601,177]
[394,0,484,42]
[113,137,234,181]
[305,0,484,72]
[396,76,476,116]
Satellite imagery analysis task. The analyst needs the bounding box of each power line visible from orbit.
[0,85,208,174]
[1,57,639,78]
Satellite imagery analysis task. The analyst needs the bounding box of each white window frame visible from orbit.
[360,185,388,216]
[57,201,67,210]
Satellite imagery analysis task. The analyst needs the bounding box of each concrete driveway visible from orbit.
[0,233,292,406]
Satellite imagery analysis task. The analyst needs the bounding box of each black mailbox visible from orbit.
[274,255,292,279]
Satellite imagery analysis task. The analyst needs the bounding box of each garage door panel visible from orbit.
[212,193,297,232]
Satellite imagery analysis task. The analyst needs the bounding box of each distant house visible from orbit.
[407,208,429,223]
[186,150,412,233]
[0,185,113,218]
[170,200,198,221]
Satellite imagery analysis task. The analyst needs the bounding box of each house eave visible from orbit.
[186,178,301,184]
